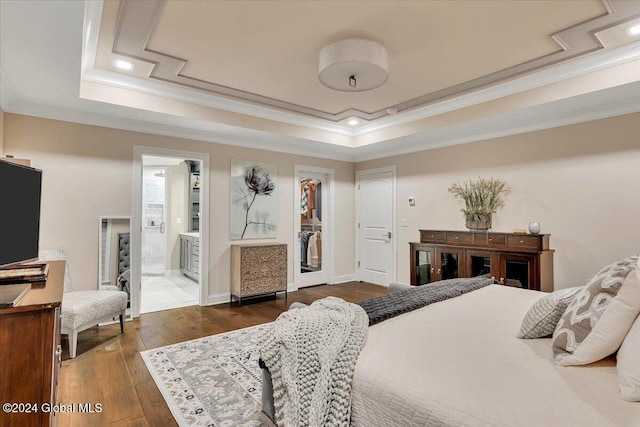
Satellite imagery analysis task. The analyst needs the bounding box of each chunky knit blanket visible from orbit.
[259,296,368,427]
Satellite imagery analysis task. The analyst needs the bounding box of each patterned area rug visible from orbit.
[140,323,272,426]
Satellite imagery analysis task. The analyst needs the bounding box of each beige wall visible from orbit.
[357,112,640,289]
[6,111,639,295]
[167,163,189,270]
[3,114,356,296]
[0,107,4,156]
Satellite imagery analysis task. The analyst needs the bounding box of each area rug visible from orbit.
[140,323,272,427]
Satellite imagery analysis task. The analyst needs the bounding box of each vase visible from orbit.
[465,214,492,231]
[528,222,541,234]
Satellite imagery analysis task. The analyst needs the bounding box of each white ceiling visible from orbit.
[1,0,640,162]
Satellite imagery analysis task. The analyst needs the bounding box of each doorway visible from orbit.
[141,166,167,276]
[356,166,396,286]
[131,147,210,318]
[140,157,201,314]
[294,166,334,288]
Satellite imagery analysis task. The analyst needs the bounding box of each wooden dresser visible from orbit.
[230,243,287,304]
[410,230,554,291]
[0,260,65,427]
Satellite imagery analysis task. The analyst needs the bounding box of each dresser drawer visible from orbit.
[507,234,540,250]
[486,234,506,247]
[420,230,445,243]
[446,232,473,245]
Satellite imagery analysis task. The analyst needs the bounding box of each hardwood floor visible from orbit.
[56,282,387,427]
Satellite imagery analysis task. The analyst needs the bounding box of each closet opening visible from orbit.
[294,166,334,289]
[300,178,323,275]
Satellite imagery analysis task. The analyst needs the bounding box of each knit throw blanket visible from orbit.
[259,296,368,427]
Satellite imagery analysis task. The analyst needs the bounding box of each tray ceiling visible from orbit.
[94,0,625,121]
[2,0,640,162]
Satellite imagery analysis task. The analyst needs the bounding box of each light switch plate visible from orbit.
[401,218,409,227]
[408,196,416,206]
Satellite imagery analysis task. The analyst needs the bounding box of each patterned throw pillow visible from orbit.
[618,314,640,401]
[517,287,582,339]
[552,255,640,366]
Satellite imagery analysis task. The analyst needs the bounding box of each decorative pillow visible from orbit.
[517,287,582,339]
[618,314,640,401]
[552,255,640,366]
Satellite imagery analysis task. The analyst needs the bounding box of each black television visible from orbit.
[0,159,43,268]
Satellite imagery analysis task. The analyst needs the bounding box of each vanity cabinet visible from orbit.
[410,230,554,291]
[179,233,199,281]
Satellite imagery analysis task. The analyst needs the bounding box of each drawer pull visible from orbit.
[489,238,493,242]
[455,236,459,240]
[430,235,434,238]
[520,240,524,243]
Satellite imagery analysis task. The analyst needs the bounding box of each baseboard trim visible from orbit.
[331,274,356,284]
[206,286,296,306]
[207,293,231,305]
[164,269,182,278]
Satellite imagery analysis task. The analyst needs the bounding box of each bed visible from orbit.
[350,284,639,427]
[262,283,640,427]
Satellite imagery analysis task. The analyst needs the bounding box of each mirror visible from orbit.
[300,176,323,274]
[99,216,132,311]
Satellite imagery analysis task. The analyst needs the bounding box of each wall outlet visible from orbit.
[401,218,409,227]
[176,217,182,224]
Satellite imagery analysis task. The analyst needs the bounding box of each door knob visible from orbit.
[382,232,392,239]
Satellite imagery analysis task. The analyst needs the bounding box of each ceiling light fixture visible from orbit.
[115,59,134,71]
[347,118,360,126]
[627,24,640,36]
[318,38,389,92]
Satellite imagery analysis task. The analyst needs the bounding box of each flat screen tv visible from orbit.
[0,159,43,268]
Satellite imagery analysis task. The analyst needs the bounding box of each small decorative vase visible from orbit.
[466,214,492,231]
[528,222,541,234]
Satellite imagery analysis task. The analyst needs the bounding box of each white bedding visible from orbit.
[351,285,640,427]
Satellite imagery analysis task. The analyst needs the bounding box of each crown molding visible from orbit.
[5,79,638,166]
[353,83,640,162]
[81,0,102,75]
[0,67,18,110]
[354,40,640,137]
[82,0,640,142]
[3,98,357,162]
[100,0,640,124]
[81,68,357,137]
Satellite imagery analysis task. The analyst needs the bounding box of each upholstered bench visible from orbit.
[38,249,128,358]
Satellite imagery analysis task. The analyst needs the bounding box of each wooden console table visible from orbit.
[0,260,65,427]
[230,243,287,304]
[410,230,554,291]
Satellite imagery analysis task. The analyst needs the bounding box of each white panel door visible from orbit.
[357,170,394,285]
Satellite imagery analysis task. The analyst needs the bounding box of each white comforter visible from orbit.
[351,285,640,427]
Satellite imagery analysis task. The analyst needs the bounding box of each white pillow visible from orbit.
[618,314,640,401]
[517,287,582,339]
[552,255,640,366]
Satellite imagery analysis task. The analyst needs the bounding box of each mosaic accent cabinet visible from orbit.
[230,243,287,304]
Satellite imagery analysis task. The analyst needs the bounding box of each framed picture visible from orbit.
[230,160,278,240]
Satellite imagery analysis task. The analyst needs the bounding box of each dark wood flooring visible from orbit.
[57,282,386,427]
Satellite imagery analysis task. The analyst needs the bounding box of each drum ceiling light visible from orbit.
[318,38,389,92]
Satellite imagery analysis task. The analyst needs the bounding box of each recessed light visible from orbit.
[347,118,359,126]
[627,24,640,36]
[115,60,134,71]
